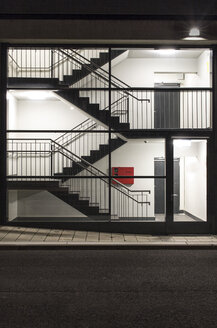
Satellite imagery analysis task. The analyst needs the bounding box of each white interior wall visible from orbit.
[7,94,19,219]
[7,93,17,130]
[8,191,18,221]
[112,57,198,87]
[16,98,87,139]
[14,190,86,218]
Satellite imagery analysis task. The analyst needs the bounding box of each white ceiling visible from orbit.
[128,49,206,58]
[9,90,59,101]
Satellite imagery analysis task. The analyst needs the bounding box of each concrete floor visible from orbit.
[0,226,217,246]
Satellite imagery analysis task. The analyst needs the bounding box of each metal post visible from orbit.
[108,47,112,219]
[208,45,217,233]
[0,44,8,225]
[166,137,173,234]
[51,49,54,78]
[50,143,53,176]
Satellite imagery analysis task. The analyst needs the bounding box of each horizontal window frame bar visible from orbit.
[6,87,213,91]
[8,43,214,49]
[7,175,166,179]
[7,130,110,133]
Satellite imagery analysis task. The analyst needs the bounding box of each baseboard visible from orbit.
[114,217,155,221]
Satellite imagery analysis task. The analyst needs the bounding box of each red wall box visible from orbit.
[112,167,134,185]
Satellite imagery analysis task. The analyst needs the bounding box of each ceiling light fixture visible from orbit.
[155,49,177,55]
[25,91,52,100]
[189,27,200,37]
[183,27,206,41]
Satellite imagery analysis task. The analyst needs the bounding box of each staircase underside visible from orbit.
[8,77,66,89]
[8,181,109,218]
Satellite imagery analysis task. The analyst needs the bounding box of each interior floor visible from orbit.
[9,212,204,223]
[155,213,204,222]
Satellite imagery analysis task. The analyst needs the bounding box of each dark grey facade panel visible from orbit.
[0,0,217,17]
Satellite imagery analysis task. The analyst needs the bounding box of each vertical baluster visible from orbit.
[201,90,203,129]
[205,91,208,128]
[196,90,198,128]
[12,140,14,177]
[191,91,194,128]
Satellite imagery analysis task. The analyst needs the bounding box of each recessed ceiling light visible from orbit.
[23,91,52,100]
[155,49,177,55]
[183,37,206,41]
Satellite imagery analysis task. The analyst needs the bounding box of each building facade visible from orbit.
[1,1,217,234]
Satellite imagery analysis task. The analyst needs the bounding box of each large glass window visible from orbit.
[6,46,210,226]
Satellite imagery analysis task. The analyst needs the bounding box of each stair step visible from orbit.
[81,155,91,162]
[88,104,100,112]
[90,57,101,66]
[116,123,130,130]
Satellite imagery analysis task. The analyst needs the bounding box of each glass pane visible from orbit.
[7,178,109,223]
[111,48,212,88]
[111,178,165,221]
[110,48,212,130]
[8,47,109,86]
[173,139,207,222]
[111,138,165,176]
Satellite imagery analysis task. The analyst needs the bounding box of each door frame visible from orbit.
[154,157,180,215]
[165,137,210,234]
[154,83,180,129]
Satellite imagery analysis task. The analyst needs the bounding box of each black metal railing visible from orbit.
[8,48,108,79]
[116,88,212,129]
[7,138,151,218]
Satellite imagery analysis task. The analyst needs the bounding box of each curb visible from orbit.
[1,242,217,250]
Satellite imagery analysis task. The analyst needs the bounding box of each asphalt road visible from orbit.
[0,249,217,328]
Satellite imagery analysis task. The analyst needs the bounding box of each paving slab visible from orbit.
[0,226,216,247]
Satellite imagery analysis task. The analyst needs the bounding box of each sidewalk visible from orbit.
[0,226,217,247]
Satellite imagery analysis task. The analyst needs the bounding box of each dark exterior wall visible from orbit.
[0,19,217,43]
[0,0,217,16]
[0,0,217,43]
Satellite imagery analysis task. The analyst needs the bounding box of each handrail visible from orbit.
[54,119,96,145]
[8,53,67,72]
[7,138,151,202]
[56,49,150,102]
[51,139,150,198]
